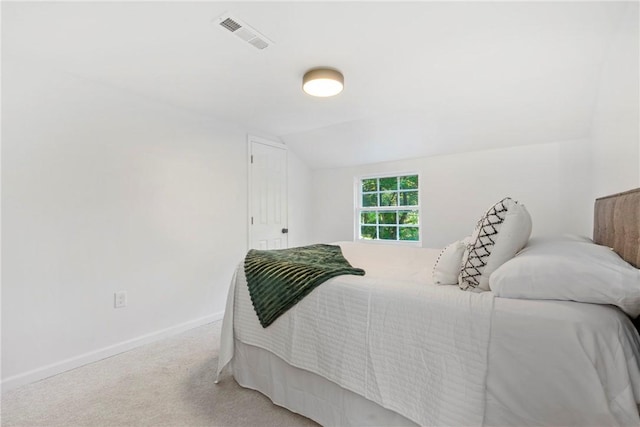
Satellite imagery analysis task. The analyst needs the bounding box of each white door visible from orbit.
[248,136,288,250]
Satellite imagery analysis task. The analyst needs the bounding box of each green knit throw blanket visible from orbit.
[244,244,365,328]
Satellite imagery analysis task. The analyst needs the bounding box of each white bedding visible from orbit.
[217,242,640,426]
[486,297,640,426]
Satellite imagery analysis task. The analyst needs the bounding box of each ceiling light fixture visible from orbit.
[302,68,344,97]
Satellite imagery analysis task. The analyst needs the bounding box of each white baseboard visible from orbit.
[1,312,224,393]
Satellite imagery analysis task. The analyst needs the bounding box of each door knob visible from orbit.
[281,228,289,234]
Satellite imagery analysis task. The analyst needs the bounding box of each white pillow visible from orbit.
[490,239,640,317]
[432,239,467,285]
[458,197,532,292]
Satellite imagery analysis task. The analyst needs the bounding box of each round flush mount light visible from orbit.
[302,68,344,97]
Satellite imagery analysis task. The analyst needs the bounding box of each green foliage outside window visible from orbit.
[361,212,377,224]
[361,226,377,239]
[362,178,378,192]
[379,177,398,191]
[400,175,418,189]
[399,210,418,224]
[359,174,420,242]
[362,194,378,207]
[379,226,398,240]
[399,227,419,241]
[378,212,397,224]
[400,191,418,206]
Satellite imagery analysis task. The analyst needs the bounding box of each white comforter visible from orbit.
[218,242,494,426]
[217,242,640,426]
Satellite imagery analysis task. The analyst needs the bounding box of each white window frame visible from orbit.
[353,172,422,246]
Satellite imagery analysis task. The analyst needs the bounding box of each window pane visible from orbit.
[361,226,377,240]
[362,178,377,192]
[400,175,418,190]
[362,193,378,207]
[361,211,377,224]
[380,192,398,206]
[379,177,398,191]
[358,173,419,243]
[399,227,419,241]
[378,212,397,224]
[399,191,418,206]
[398,210,419,225]
[379,226,397,240]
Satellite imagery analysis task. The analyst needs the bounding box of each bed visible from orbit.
[217,189,640,426]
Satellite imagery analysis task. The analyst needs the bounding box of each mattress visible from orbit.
[218,242,640,426]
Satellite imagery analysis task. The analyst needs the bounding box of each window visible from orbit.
[357,174,420,242]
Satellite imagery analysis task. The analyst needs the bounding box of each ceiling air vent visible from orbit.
[216,13,273,50]
[220,17,241,32]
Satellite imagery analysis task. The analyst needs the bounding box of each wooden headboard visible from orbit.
[595,188,640,331]
[593,188,640,269]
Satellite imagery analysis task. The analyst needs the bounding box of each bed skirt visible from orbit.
[232,339,417,427]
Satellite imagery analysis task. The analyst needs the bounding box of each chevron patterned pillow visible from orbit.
[458,198,532,292]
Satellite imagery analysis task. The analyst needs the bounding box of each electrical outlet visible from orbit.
[114,291,127,309]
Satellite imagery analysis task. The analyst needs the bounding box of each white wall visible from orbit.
[311,140,592,249]
[0,57,312,390]
[287,150,314,248]
[591,2,640,198]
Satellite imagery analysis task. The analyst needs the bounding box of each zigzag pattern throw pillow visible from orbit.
[458,197,532,291]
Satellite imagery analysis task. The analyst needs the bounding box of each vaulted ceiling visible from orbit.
[2,1,635,168]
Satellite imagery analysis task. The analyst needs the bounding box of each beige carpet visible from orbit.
[1,321,318,427]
